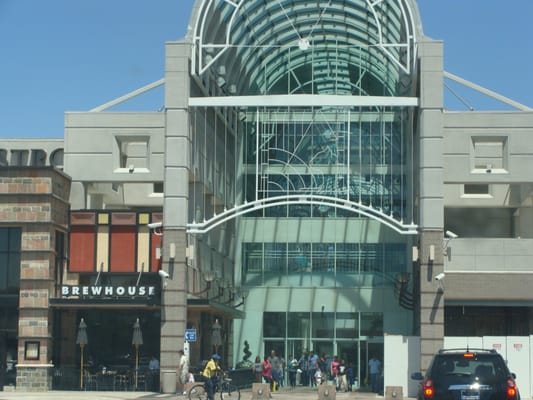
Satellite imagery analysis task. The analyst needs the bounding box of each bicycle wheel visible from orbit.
[189,383,208,400]
[220,383,240,400]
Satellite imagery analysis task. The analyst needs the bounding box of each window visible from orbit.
[336,312,358,339]
[360,313,383,338]
[312,312,334,338]
[287,312,310,338]
[114,136,149,171]
[263,312,286,338]
[464,184,490,196]
[0,228,21,294]
[153,182,164,193]
[472,137,507,171]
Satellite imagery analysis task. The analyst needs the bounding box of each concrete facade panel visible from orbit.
[420,323,444,339]
[166,109,190,136]
[446,239,533,273]
[164,137,189,167]
[444,112,533,129]
[420,138,444,167]
[165,42,191,70]
[66,128,165,155]
[445,273,533,301]
[163,197,188,228]
[419,307,444,325]
[166,56,189,73]
[65,112,164,128]
[419,197,444,230]
[420,71,444,109]
[420,168,444,198]
[418,40,444,58]
[164,167,189,197]
[165,77,189,109]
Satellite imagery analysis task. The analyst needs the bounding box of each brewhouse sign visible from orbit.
[62,285,156,299]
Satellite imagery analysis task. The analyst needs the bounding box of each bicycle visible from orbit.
[188,371,240,400]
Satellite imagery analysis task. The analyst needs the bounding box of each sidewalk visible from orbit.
[0,387,395,400]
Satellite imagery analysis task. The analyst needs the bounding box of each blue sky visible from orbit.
[1,0,532,138]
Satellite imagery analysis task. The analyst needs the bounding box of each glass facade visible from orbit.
[189,0,419,382]
[243,242,407,286]
[242,107,411,222]
[263,311,384,386]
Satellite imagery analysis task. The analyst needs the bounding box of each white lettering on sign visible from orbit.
[61,285,157,299]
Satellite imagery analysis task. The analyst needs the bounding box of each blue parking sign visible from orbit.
[185,329,197,342]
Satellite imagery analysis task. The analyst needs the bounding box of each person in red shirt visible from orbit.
[262,355,273,390]
[330,355,340,390]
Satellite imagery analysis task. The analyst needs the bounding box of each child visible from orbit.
[314,367,323,386]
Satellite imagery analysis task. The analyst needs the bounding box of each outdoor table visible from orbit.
[96,370,117,390]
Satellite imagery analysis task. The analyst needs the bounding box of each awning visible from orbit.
[187,298,245,319]
[49,298,160,309]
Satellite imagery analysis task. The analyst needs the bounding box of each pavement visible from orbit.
[0,387,399,400]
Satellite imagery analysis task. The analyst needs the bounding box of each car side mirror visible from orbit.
[411,372,424,380]
[511,373,517,379]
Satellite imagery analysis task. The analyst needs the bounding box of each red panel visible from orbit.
[110,226,136,272]
[69,226,95,272]
[151,233,162,272]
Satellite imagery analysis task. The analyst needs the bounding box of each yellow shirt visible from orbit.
[202,359,219,378]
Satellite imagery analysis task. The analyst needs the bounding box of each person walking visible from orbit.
[288,354,298,388]
[308,351,319,387]
[330,355,340,390]
[347,361,355,391]
[269,350,280,391]
[298,352,308,387]
[253,355,263,383]
[176,349,189,395]
[368,355,381,393]
[337,359,348,392]
[147,355,160,391]
[262,355,273,390]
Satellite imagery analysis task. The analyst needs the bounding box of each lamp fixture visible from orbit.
[231,286,249,308]
[191,270,216,297]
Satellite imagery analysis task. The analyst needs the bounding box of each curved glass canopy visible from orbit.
[187,0,419,235]
[191,0,418,97]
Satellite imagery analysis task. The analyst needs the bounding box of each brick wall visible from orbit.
[0,167,71,391]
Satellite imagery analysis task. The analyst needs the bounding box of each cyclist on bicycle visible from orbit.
[202,354,221,400]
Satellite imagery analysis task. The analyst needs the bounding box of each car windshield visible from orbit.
[431,353,508,382]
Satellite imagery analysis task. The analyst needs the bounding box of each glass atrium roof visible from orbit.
[190,0,420,97]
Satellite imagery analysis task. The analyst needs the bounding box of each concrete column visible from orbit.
[160,41,192,392]
[417,39,445,371]
[418,231,444,371]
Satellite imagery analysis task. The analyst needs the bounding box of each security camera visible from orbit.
[445,230,458,239]
[147,222,163,229]
[158,269,170,279]
[435,272,445,281]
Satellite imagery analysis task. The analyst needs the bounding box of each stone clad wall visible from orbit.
[0,167,71,391]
